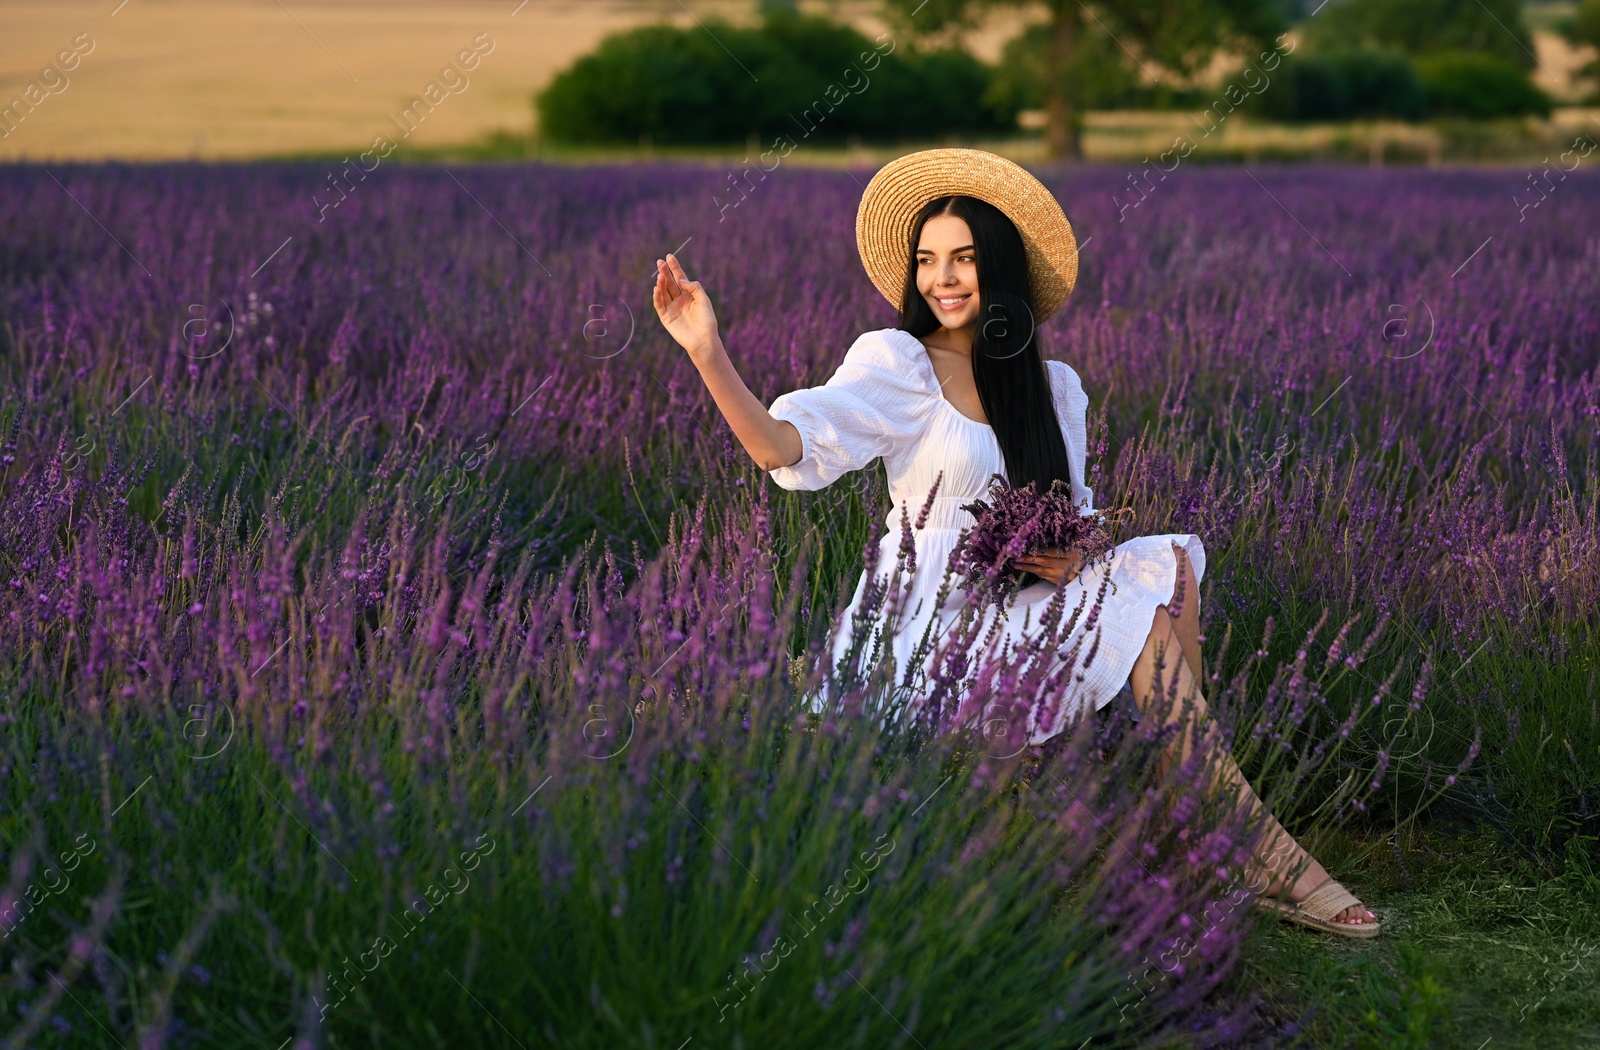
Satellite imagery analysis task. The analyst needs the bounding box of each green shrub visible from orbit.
[1249,50,1426,121]
[535,12,1014,145]
[1413,52,1554,118]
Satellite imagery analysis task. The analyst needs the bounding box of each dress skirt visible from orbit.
[816,494,1205,746]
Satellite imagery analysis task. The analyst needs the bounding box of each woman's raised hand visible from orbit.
[653,252,720,361]
[646,250,799,471]
[1012,547,1083,587]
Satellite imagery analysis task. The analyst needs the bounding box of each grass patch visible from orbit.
[1241,822,1600,1049]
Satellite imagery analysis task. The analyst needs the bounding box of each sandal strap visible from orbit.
[1297,879,1361,921]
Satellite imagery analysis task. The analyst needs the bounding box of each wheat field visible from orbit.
[0,0,1058,162]
[0,3,1594,160]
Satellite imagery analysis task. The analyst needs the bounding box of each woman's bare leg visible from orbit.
[1124,607,1377,926]
[1169,542,1203,678]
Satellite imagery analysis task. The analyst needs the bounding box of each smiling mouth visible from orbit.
[933,294,971,310]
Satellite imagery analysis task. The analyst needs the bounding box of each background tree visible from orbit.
[879,0,1289,159]
[984,18,1166,119]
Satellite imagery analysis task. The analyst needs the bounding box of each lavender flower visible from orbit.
[953,473,1124,600]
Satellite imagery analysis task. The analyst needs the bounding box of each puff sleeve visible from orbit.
[1046,359,1096,516]
[766,330,936,492]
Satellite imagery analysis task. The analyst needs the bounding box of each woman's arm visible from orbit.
[653,253,802,471]
[693,335,803,471]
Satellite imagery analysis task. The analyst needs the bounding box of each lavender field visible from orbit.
[0,158,1596,1048]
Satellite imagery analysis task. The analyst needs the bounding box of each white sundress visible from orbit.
[767,326,1206,746]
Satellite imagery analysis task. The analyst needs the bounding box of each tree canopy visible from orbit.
[880,0,1289,157]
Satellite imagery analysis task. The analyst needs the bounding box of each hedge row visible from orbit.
[1247,50,1553,121]
[536,13,1557,145]
[536,13,1015,146]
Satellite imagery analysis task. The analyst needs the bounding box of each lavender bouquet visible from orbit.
[955,473,1127,600]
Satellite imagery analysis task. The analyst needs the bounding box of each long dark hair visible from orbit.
[897,195,1072,495]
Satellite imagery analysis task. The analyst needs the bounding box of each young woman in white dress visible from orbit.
[650,148,1379,936]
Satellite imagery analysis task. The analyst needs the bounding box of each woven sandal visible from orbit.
[1253,877,1381,939]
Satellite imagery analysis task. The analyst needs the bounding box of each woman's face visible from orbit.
[915,214,979,330]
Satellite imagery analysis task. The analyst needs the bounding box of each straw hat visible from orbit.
[855,147,1079,324]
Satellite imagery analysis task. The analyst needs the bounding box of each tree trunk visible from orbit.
[1044,0,1081,160]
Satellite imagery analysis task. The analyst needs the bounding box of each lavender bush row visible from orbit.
[0,159,1589,1043]
[1,163,1590,640]
[0,454,1386,1047]
[3,163,1589,804]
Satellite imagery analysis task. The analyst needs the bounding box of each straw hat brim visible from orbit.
[855,148,1078,325]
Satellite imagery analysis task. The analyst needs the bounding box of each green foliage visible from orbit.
[535,11,1014,146]
[884,0,1288,84]
[985,19,1212,113]
[880,0,1284,156]
[1444,619,1600,854]
[1300,0,1538,72]
[1248,49,1426,121]
[1361,941,1450,1048]
[1241,45,1552,123]
[1248,825,1600,1049]
[1558,0,1600,86]
[1275,0,1555,124]
[1079,0,1290,82]
[0,696,1121,1047]
[1567,0,1600,46]
[1414,52,1555,118]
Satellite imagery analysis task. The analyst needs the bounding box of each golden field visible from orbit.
[0,0,1594,164]
[0,0,1037,162]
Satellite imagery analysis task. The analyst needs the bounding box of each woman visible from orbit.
[651,148,1379,937]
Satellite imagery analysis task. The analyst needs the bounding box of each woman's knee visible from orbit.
[1132,611,1184,714]
[1145,604,1181,653]
[1170,542,1198,610]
